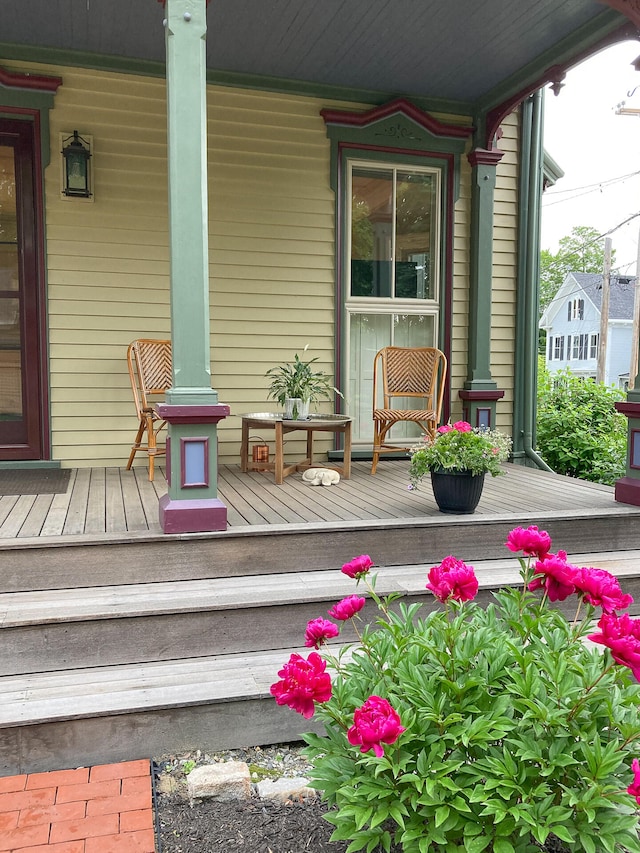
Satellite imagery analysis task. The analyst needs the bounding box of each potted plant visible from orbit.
[409,420,511,513]
[265,346,343,420]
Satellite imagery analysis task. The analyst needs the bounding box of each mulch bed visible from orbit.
[155,791,569,853]
[155,792,352,853]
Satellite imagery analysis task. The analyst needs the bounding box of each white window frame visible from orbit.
[589,333,599,359]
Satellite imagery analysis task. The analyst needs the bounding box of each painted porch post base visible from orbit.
[458,389,505,430]
[156,402,230,534]
[615,400,640,506]
[614,478,640,507]
[158,494,227,533]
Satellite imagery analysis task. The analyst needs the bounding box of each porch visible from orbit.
[0,459,632,541]
[2,461,640,776]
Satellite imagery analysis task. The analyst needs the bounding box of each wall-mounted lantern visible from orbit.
[61,131,92,198]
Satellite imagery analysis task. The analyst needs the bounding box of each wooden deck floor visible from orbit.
[0,460,634,541]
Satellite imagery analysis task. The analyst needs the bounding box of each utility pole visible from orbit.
[630,226,640,388]
[597,237,612,383]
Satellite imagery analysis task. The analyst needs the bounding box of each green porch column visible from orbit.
[157,0,229,533]
[458,149,504,428]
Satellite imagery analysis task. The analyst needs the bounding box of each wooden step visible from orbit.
[3,507,640,593]
[2,550,640,775]
[0,648,319,775]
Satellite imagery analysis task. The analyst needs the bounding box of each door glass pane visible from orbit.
[0,146,22,420]
[395,171,437,300]
[349,313,436,442]
[351,168,393,297]
[349,313,391,440]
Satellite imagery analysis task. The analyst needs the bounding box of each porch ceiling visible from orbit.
[1,1,635,108]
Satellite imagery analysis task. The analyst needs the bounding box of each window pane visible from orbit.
[351,168,393,298]
[349,313,391,439]
[395,171,436,300]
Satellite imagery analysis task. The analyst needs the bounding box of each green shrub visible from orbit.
[536,364,627,485]
[271,537,640,853]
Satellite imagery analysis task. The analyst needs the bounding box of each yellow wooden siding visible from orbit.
[1,59,521,468]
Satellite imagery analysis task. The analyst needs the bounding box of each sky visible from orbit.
[541,39,640,276]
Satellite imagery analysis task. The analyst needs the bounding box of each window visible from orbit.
[552,336,564,360]
[569,298,584,320]
[589,333,599,360]
[350,166,438,301]
[572,333,588,360]
[567,335,571,359]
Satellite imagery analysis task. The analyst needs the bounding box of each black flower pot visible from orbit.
[430,469,486,514]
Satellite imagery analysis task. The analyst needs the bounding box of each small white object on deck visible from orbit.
[301,468,341,486]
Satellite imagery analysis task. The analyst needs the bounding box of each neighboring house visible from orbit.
[0,1,639,530]
[540,272,637,388]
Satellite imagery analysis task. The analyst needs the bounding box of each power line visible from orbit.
[543,169,640,197]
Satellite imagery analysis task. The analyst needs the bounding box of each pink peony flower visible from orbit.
[426,556,478,603]
[437,424,453,433]
[452,421,472,432]
[573,567,633,613]
[347,695,406,757]
[505,525,552,560]
[328,595,366,621]
[628,759,640,804]
[528,550,578,602]
[588,612,640,682]
[304,617,339,649]
[341,554,374,579]
[270,652,332,718]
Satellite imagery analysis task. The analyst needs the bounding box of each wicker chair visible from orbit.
[371,346,447,474]
[126,339,172,481]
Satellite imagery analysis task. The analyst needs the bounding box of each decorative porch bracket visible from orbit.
[158,0,228,533]
[459,148,505,428]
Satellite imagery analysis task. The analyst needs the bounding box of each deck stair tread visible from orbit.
[2,550,639,730]
[0,648,308,727]
[2,551,640,627]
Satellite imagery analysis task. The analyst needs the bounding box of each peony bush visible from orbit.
[271,530,640,853]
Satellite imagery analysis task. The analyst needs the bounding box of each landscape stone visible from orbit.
[187,761,252,802]
[256,777,316,803]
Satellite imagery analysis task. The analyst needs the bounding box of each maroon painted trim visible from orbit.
[615,401,640,418]
[615,476,640,506]
[483,21,638,149]
[158,494,227,533]
[631,429,640,470]
[0,67,61,93]
[156,403,230,424]
[459,390,505,401]
[598,0,640,27]
[321,99,473,140]
[467,148,505,167]
[180,436,210,488]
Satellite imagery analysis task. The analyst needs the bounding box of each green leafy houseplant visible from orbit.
[265,345,342,419]
[271,530,640,853]
[409,421,511,489]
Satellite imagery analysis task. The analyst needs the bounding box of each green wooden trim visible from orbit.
[465,152,500,392]
[0,88,55,167]
[0,42,167,79]
[513,92,544,462]
[543,150,564,188]
[0,41,476,115]
[476,8,629,114]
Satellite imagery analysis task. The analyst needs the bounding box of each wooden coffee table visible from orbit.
[240,413,352,484]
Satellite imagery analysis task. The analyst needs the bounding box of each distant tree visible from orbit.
[539,225,615,316]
